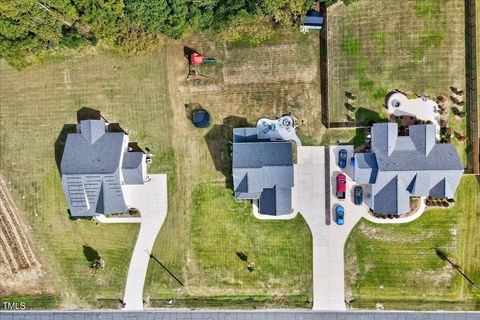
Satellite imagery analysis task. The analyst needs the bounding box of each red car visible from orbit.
[336,173,346,199]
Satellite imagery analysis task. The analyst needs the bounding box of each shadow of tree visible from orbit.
[83,244,100,263]
[354,107,386,126]
[350,128,366,148]
[204,116,252,189]
[236,251,248,262]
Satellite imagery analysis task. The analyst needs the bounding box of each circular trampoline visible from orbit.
[191,109,211,128]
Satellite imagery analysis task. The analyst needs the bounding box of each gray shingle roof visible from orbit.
[355,123,463,215]
[354,153,378,184]
[122,152,145,184]
[232,135,293,216]
[61,132,125,175]
[60,119,145,217]
[233,128,261,143]
[233,142,293,168]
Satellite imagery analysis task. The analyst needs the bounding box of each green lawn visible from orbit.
[0,295,58,310]
[189,183,311,299]
[328,0,467,164]
[345,176,480,310]
[319,128,365,147]
[0,32,319,309]
[0,49,172,308]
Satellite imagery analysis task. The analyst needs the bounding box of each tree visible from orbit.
[260,0,309,26]
[0,0,92,68]
[114,23,160,55]
[1,0,319,69]
[72,0,125,43]
[124,0,170,35]
[218,10,275,44]
[125,0,189,38]
[0,0,69,67]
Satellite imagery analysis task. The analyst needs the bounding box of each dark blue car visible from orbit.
[338,149,348,168]
[354,186,363,205]
[335,205,345,225]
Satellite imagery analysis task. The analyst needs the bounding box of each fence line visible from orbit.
[465,0,479,174]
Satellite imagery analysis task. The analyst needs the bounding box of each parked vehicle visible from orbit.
[336,173,346,199]
[335,205,345,225]
[338,149,348,168]
[354,186,363,205]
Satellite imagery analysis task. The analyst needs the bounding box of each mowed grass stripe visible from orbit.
[0,47,173,307]
[345,176,480,309]
[327,0,465,128]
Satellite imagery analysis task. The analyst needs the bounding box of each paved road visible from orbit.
[122,174,168,310]
[1,311,479,320]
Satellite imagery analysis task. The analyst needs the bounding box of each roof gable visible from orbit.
[80,120,107,144]
[356,122,464,215]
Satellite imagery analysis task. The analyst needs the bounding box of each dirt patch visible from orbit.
[406,268,453,293]
[223,44,317,85]
[0,176,43,296]
[358,223,436,244]
[344,246,359,302]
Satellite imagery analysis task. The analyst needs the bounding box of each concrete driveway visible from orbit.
[291,147,339,311]
[122,174,168,310]
[329,145,370,222]
[292,146,369,311]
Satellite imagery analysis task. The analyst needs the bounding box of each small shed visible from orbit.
[301,11,323,32]
[191,109,211,128]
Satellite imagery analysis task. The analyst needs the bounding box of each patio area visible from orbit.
[386,92,441,138]
[256,115,302,145]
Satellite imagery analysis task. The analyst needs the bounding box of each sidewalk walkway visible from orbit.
[122,174,168,310]
[96,215,141,224]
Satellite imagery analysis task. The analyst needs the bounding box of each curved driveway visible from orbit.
[122,174,168,310]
